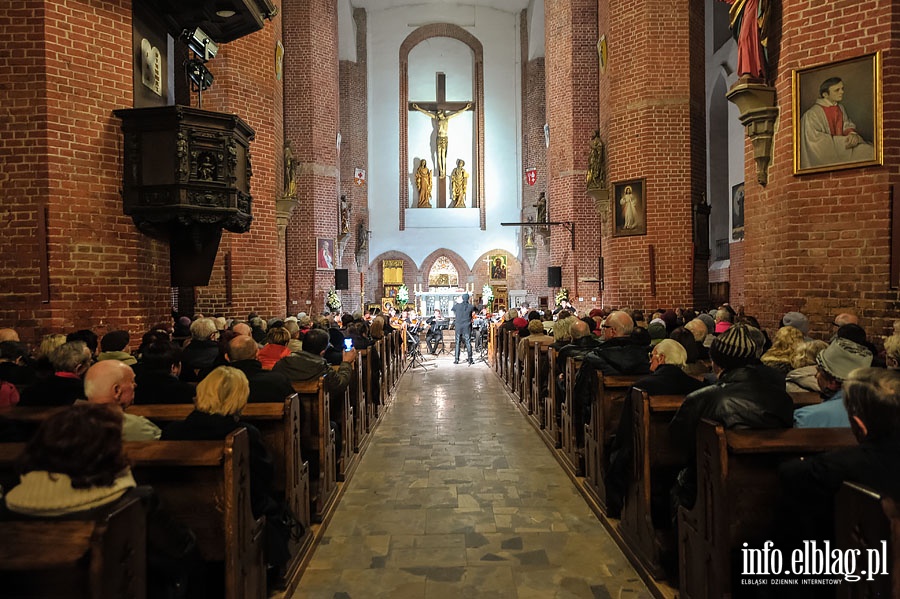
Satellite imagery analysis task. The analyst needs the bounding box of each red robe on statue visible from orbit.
[721,0,768,80]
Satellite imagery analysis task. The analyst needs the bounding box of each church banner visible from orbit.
[525,168,537,186]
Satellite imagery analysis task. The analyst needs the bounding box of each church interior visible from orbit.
[2,0,894,337]
[2,0,900,597]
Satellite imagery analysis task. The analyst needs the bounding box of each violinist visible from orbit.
[425,308,447,355]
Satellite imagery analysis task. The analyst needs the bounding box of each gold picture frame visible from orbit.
[489,254,507,281]
[792,52,883,175]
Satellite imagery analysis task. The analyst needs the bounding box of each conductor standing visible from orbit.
[452,293,476,365]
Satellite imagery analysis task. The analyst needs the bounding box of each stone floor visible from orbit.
[291,354,652,599]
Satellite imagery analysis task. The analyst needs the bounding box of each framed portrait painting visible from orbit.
[316,238,335,270]
[793,52,883,175]
[731,182,744,241]
[613,179,647,237]
[489,254,507,281]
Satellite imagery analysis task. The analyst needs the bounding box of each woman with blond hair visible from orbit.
[760,325,805,375]
[163,366,294,573]
[785,339,829,392]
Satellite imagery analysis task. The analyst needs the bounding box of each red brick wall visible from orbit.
[521,10,552,307]
[597,0,701,311]
[338,7,368,313]
[545,0,601,307]
[743,0,898,338]
[283,0,341,315]
[193,5,285,320]
[0,0,171,342]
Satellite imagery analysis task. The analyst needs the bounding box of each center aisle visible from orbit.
[293,356,652,598]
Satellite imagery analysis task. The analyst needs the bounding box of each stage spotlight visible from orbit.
[182,27,218,62]
[187,61,214,91]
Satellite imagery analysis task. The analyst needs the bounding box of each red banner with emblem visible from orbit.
[525,168,537,186]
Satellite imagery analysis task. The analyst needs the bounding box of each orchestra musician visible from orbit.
[425,308,447,354]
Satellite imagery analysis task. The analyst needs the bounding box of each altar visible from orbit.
[416,288,468,316]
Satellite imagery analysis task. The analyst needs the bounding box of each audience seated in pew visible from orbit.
[227,334,294,404]
[778,367,900,545]
[133,341,196,405]
[793,336,873,428]
[517,319,554,362]
[83,360,160,441]
[162,366,300,581]
[1,404,202,598]
[0,340,36,387]
[669,324,793,515]
[606,339,707,518]
[19,341,91,407]
[179,318,223,382]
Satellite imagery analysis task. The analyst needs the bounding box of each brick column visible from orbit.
[196,6,285,319]
[598,0,705,309]
[339,8,368,313]
[283,0,341,313]
[544,0,601,304]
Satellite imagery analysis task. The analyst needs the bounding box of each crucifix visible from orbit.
[409,72,473,208]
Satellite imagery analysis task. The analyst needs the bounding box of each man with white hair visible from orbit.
[181,317,222,381]
[84,360,160,441]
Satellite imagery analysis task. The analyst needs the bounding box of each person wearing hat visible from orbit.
[793,336,873,428]
[648,319,667,347]
[781,311,811,339]
[669,324,793,510]
[451,293,476,364]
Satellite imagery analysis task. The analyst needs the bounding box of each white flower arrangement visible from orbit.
[326,287,341,311]
[555,287,569,305]
[482,284,494,302]
[397,284,409,307]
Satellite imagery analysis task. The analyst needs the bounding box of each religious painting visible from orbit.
[381,297,395,314]
[489,255,507,281]
[731,182,745,241]
[383,285,400,299]
[793,52,883,175]
[316,238,334,270]
[612,179,647,237]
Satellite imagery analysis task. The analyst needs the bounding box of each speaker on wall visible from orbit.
[335,269,349,290]
[547,266,562,288]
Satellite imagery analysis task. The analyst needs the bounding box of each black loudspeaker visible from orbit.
[335,269,349,290]
[548,266,562,288]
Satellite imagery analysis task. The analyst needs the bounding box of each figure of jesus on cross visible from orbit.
[409,73,473,181]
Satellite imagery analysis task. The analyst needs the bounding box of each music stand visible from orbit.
[470,321,488,365]
[406,327,433,371]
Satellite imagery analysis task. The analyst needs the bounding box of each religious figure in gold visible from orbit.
[415,159,433,208]
[449,159,469,208]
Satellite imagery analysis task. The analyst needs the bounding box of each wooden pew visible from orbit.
[541,348,561,449]
[0,492,147,599]
[0,429,266,599]
[617,387,830,579]
[583,373,642,511]
[291,378,337,522]
[835,482,899,599]
[530,343,549,431]
[332,363,356,481]
[128,397,309,522]
[560,357,582,476]
[678,420,856,599]
[358,348,374,435]
[508,330,519,396]
[618,390,687,579]
[518,340,533,413]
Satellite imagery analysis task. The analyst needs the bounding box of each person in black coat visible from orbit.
[451,293,476,364]
[133,341,195,405]
[180,318,223,382]
[225,334,293,404]
[669,324,793,511]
